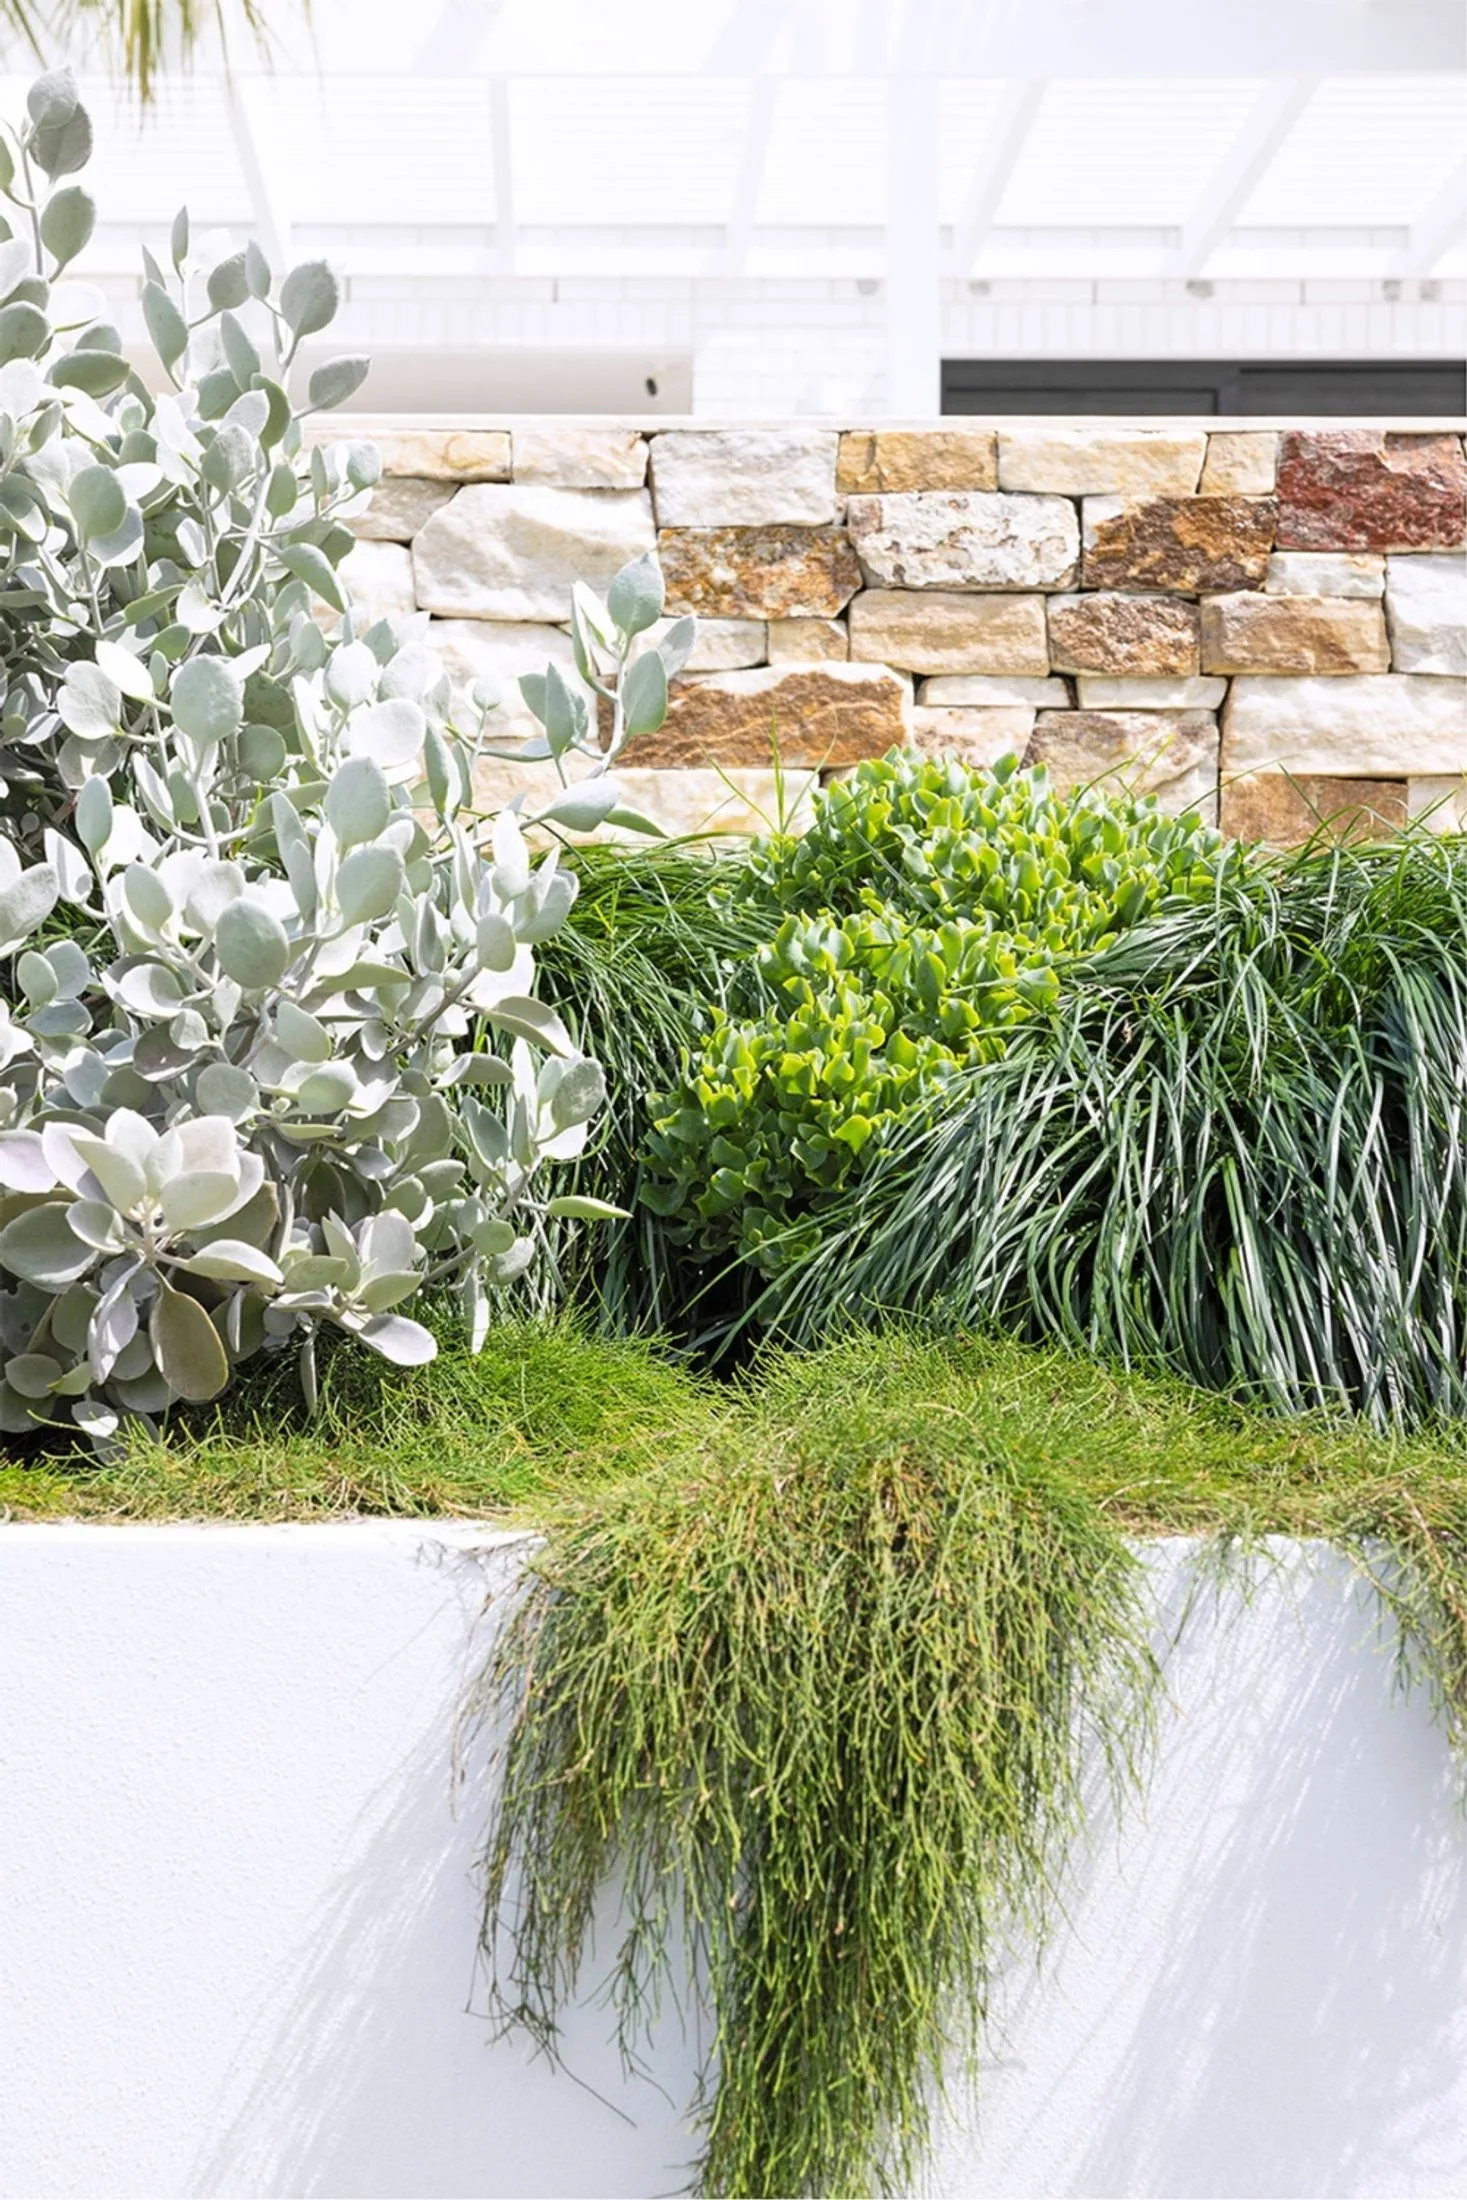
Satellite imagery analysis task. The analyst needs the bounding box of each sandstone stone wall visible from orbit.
[335,420,1467,843]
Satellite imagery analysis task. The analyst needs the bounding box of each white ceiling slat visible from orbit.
[951,79,1045,275]
[1394,156,1467,277]
[724,77,777,274]
[225,77,292,273]
[490,77,515,273]
[1168,77,1318,278]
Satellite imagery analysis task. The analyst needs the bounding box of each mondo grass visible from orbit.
[532,839,773,1330]
[757,834,1467,1428]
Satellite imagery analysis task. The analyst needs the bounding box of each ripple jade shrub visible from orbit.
[0,70,686,1446]
[642,752,1229,1273]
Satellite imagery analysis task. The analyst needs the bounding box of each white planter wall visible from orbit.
[1,1525,1464,2199]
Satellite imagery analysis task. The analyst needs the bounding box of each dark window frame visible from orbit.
[941,358,1467,417]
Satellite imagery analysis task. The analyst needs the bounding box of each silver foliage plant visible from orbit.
[0,70,688,1446]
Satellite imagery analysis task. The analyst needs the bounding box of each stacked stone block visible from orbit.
[334,420,1467,843]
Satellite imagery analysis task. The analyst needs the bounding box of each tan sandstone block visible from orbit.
[337,540,416,623]
[848,590,1049,675]
[998,428,1206,498]
[1409,777,1467,833]
[608,768,817,841]
[1200,433,1279,496]
[847,492,1079,591]
[624,663,908,770]
[1076,676,1227,709]
[649,429,839,526]
[1047,592,1200,677]
[369,429,512,482]
[911,706,1036,766]
[1221,675,1467,776]
[637,616,767,671]
[511,427,648,489]
[351,478,456,542]
[427,619,596,742]
[767,618,848,663]
[1386,554,1467,676]
[1201,594,1390,676]
[659,526,862,620]
[919,675,1070,706]
[1265,552,1385,598]
[1026,710,1219,819]
[413,485,656,622]
[1220,773,1407,846]
[1082,496,1277,594]
[837,430,998,495]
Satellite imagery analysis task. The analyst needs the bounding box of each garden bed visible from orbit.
[2,1515,1464,2200]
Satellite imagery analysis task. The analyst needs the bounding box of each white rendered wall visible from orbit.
[1,1527,1465,2199]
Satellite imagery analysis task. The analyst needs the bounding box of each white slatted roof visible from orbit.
[6,0,1459,284]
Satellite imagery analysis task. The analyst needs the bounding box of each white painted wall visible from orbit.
[1,1528,1464,2199]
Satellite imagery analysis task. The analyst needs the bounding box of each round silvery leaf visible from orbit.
[17,950,57,1006]
[95,638,155,703]
[607,551,665,637]
[159,1168,244,1235]
[214,899,291,989]
[183,858,245,934]
[354,1312,435,1367]
[148,1281,230,1401]
[336,842,405,927]
[549,1056,607,1131]
[0,862,58,954]
[476,911,516,972]
[346,698,424,772]
[325,641,378,712]
[111,961,188,1019]
[195,1062,258,1122]
[0,1129,55,1193]
[292,1062,357,1116]
[534,782,620,834]
[325,755,390,849]
[123,862,173,936]
[40,183,96,271]
[68,463,125,543]
[0,1202,93,1288]
[171,656,243,747]
[275,1000,331,1064]
[180,1239,283,1287]
[74,774,112,856]
[4,1351,61,1399]
[280,259,340,339]
[239,723,288,780]
[66,1198,125,1253]
[58,663,122,742]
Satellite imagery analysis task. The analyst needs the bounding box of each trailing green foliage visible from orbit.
[473,1323,1467,2197]
[477,1336,1157,2200]
[640,752,1229,1273]
[763,834,1467,1426]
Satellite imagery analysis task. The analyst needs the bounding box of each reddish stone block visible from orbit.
[1276,432,1467,554]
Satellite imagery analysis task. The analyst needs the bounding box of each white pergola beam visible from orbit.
[490,75,515,274]
[225,77,291,274]
[1168,76,1317,278]
[885,72,941,418]
[1393,157,1467,277]
[724,76,778,275]
[414,0,501,72]
[952,77,1045,276]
